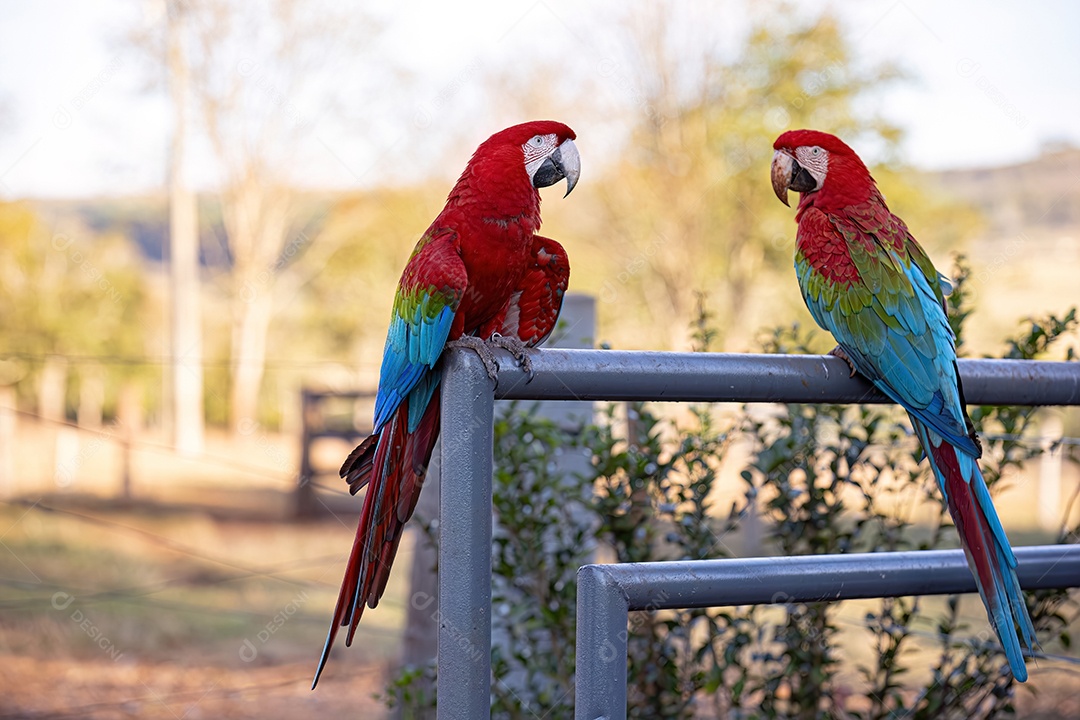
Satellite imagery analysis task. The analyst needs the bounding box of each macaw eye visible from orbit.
[530,135,545,147]
[810,147,821,157]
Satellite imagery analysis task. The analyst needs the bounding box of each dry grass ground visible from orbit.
[0,475,410,718]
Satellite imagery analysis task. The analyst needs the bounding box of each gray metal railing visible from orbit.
[574,547,1080,720]
[436,348,1080,720]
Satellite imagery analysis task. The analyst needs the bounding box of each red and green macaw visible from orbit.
[771,129,1036,681]
[313,121,579,687]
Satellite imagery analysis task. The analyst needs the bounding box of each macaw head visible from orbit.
[469,120,581,198]
[771,129,873,211]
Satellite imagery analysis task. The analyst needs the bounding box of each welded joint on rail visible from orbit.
[579,563,631,604]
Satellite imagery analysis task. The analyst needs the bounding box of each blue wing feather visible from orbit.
[373,303,455,431]
[802,242,978,456]
[371,230,466,431]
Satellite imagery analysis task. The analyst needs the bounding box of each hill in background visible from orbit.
[931,143,1080,240]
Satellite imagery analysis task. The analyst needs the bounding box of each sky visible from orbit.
[0,0,1078,199]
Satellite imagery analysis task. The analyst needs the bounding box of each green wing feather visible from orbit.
[796,200,977,455]
[373,228,466,431]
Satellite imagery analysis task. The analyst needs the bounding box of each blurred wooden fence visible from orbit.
[294,388,375,518]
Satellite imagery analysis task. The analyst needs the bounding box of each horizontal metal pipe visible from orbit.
[575,546,1080,720]
[492,349,1080,406]
[583,545,1080,610]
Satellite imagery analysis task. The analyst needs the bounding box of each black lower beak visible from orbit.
[789,161,817,193]
[532,148,566,189]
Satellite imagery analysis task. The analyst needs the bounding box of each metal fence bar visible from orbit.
[438,350,496,720]
[574,546,1080,720]
[493,349,1080,406]
[436,347,1080,716]
[576,560,633,718]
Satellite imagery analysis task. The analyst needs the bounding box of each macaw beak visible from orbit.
[532,138,581,197]
[771,150,794,207]
[770,149,817,207]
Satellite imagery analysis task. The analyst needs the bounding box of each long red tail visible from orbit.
[916,420,1037,681]
[311,391,441,688]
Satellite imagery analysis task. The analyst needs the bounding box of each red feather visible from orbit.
[775,129,875,212]
[928,436,1032,681]
[932,442,997,593]
[313,121,575,688]
[794,208,864,284]
[477,235,570,345]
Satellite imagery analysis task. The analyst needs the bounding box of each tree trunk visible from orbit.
[167,1,205,455]
[38,356,67,422]
[117,382,142,501]
[229,283,274,432]
[218,171,288,436]
[77,364,104,430]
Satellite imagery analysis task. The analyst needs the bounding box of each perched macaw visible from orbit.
[312,121,580,688]
[770,129,1036,681]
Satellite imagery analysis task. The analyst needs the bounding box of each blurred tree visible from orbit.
[192,0,358,433]
[588,5,919,349]
[0,201,151,422]
[293,3,988,366]
[293,3,984,361]
[135,0,380,433]
[165,0,205,454]
[297,185,445,363]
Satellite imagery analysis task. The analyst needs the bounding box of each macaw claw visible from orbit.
[447,336,501,383]
[489,334,535,382]
[446,334,537,384]
[828,344,858,378]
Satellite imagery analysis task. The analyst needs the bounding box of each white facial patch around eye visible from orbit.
[523,133,559,178]
[795,145,829,177]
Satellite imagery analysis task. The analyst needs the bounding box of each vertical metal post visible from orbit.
[438,349,495,719]
[575,565,630,720]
